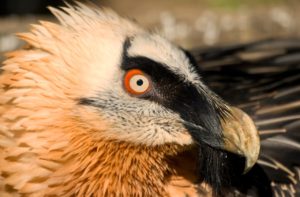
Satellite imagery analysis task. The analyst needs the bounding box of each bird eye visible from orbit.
[124,69,151,96]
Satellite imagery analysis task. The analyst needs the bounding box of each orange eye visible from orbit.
[124,69,151,96]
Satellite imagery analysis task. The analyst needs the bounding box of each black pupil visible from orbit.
[137,79,144,86]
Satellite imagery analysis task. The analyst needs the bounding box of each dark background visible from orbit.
[0,0,64,15]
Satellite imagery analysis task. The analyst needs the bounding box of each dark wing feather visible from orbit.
[191,39,300,197]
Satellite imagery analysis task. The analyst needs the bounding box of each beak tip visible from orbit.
[222,107,260,174]
[243,156,257,174]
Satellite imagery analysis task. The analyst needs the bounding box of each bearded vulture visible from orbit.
[0,2,299,197]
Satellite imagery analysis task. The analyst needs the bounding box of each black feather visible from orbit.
[196,145,246,196]
[191,39,300,196]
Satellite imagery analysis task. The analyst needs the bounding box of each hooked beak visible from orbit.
[221,107,260,173]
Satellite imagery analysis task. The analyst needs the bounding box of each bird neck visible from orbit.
[51,135,182,196]
[92,141,175,196]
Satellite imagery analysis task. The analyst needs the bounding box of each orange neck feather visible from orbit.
[47,131,182,196]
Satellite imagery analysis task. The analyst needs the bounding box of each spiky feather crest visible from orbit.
[17,2,144,97]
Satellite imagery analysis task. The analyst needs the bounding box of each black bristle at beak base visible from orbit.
[197,144,246,196]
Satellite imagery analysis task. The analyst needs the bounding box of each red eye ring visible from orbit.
[123,69,151,96]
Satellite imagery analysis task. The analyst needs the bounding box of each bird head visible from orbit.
[0,2,260,196]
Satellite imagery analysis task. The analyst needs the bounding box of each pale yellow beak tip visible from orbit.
[222,107,260,173]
